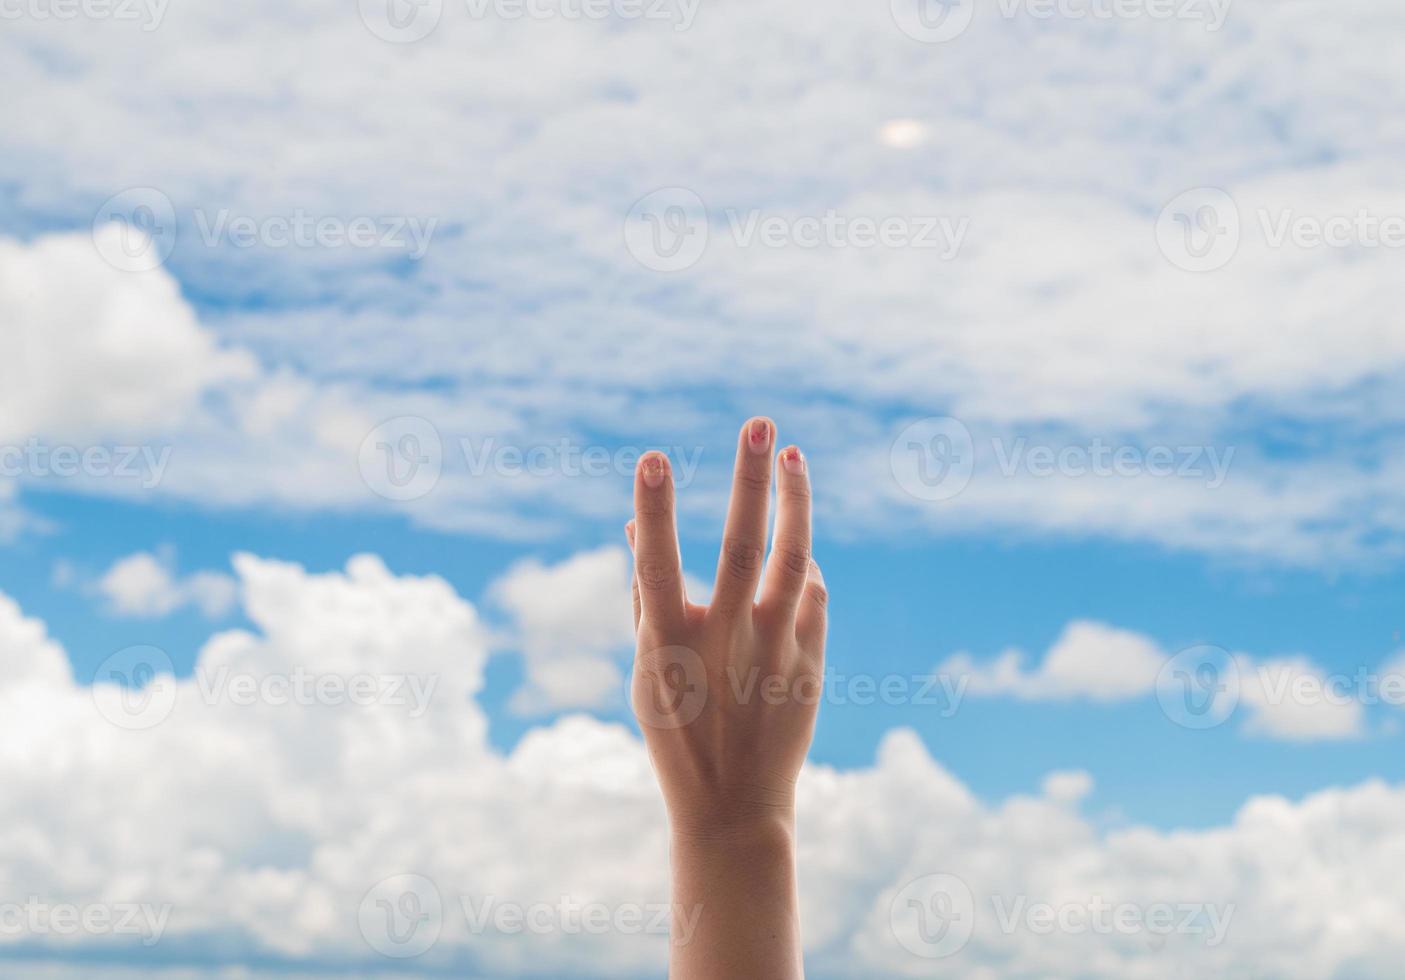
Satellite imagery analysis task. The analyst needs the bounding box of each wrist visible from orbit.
[668,803,796,851]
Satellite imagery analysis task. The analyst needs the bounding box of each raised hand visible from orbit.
[626,417,827,980]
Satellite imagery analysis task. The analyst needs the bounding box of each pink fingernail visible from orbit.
[781,446,805,475]
[748,419,771,454]
[642,454,666,488]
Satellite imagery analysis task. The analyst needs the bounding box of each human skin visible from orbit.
[625,417,828,979]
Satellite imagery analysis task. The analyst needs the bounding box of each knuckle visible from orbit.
[782,480,812,503]
[721,537,764,580]
[774,539,812,577]
[634,497,672,519]
[636,560,678,593]
[805,580,829,610]
[733,471,771,496]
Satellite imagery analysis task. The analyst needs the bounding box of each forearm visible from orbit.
[668,812,804,979]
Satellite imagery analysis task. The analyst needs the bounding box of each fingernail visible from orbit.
[781,446,805,475]
[748,419,771,455]
[642,454,667,488]
[625,520,636,548]
[809,560,824,586]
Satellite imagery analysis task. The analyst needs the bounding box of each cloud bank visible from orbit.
[3,2,1405,561]
[1,555,1403,976]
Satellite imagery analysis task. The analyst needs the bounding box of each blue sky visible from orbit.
[13,469,1405,837]
[5,0,1405,975]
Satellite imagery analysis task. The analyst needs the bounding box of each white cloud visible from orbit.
[2,5,1405,561]
[0,231,256,445]
[2,552,1404,977]
[940,620,1369,740]
[485,545,713,712]
[1240,657,1367,742]
[488,545,635,713]
[942,620,1167,702]
[95,550,239,619]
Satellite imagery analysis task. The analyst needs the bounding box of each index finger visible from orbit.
[633,452,687,630]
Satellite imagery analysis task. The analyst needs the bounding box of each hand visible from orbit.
[626,417,827,979]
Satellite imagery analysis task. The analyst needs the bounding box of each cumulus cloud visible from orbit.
[1239,657,1368,742]
[939,620,1368,740]
[0,231,256,445]
[487,545,635,713]
[941,620,1167,702]
[0,232,663,539]
[1,553,1403,977]
[94,550,239,619]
